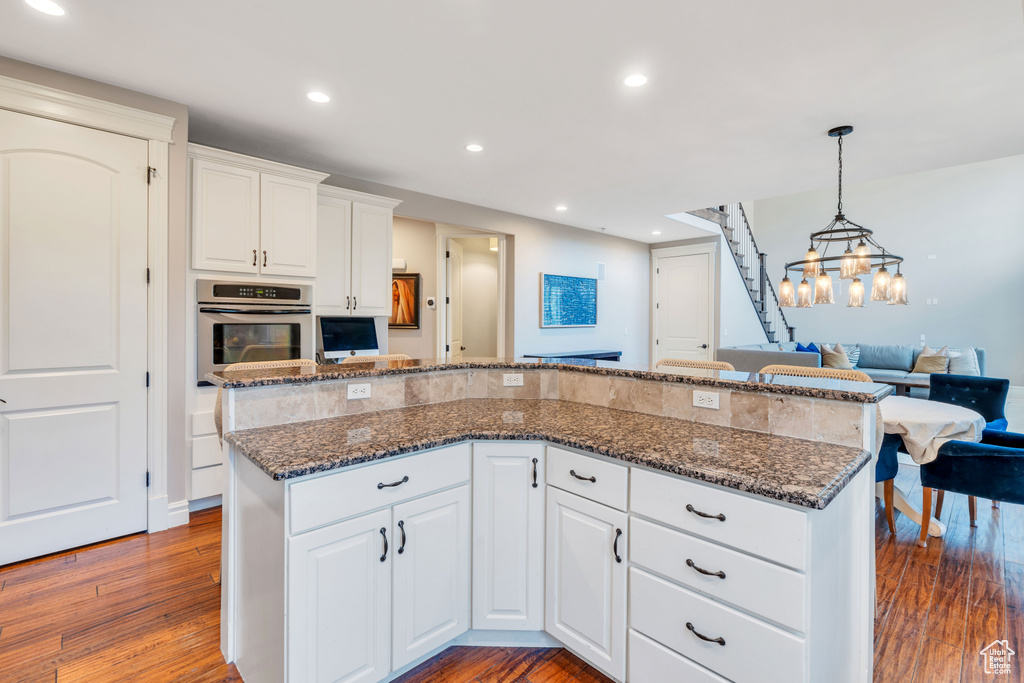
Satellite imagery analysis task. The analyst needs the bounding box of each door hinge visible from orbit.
[446,250,450,258]
[147,166,156,184]
[446,296,450,304]
[146,371,150,387]
[445,344,450,352]
[146,267,150,284]
[146,471,150,487]
[656,339,659,345]
[656,302,659,309]
[656,268,660,274]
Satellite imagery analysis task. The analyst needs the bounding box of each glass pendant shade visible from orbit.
[888,272,908,305]
[796,278,813,308]
[778,276,795,307]
[848,277,865,307]
[854,240,872,275]
[839,247,857,279]
[870,266,891,301]
[813,272,835,304]
[802,248,821,278]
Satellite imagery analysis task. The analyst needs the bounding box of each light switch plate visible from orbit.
[348,383,371,400]
[503,373,524,387]
[693,390,720,409]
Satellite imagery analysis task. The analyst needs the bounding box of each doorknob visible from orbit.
[699,344,708,349]
[460,346,466,351]
[0,398,6,403]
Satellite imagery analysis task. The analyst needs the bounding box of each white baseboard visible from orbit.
[147,494,169,532]
[189,494,223,513]
[167,499,190,528]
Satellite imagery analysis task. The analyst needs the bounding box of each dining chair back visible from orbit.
[758,364,873,383]
[928,373,1009,432]
[656,359,735,371]
[340,354,412,364]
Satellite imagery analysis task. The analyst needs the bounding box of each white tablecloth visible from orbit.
[879,396,986,464]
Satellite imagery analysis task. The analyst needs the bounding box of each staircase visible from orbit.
[693,203,795,343]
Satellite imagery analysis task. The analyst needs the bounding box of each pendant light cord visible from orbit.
[836,134,843,215]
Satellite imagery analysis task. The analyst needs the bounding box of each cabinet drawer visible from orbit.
[630,467,807,570]
[289,444,471,535]
[629,518,806,632]
[629,629,728,683]
[630,568,806,683]
[546,447,628,511]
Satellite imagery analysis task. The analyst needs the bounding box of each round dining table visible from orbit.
[876,395,986,538]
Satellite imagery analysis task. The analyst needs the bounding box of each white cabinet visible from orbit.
[545,486,627,681]
[316,187,400,317]
[190,144,327,276]
[472,443,545,631]
[287,510,391,683]
[392,486,471,669]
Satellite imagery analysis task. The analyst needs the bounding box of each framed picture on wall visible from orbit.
[540,273,598,327]
[389,273,420,329]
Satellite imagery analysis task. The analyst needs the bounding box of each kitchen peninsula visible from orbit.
[212,359,889,683]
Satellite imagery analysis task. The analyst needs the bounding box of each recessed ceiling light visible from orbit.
[26,0,65,15]
[466,144,483,152]
[555,205,568,212]
[307,91,330,103]
[624,74,648,87]
[652,231,662,235]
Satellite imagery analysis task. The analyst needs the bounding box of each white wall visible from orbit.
[718,232,770,348]
[389,217,437,359]
[750,154,1024,384]
[326,176,651,364]
[456,238,499,357]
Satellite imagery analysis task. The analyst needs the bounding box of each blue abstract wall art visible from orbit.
[540,273,597,327]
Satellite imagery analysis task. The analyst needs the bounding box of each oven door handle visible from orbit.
[199,307,312,315]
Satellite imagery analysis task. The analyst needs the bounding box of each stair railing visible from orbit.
[719,203,794,343]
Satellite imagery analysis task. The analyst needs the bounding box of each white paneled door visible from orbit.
[446,240,464,361]
[655,252,712,362]
[0,109,149,565]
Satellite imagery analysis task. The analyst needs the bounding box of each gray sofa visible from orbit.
[716,342,986,383]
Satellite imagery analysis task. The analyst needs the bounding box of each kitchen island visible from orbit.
[213,359,888,683]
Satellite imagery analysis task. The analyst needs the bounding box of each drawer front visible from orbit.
[629,629,728,683]
[630,467,807,570]
[630,568,806,683]
[546,446,628,511]
[289,444,471,535]
[629,517,806,632]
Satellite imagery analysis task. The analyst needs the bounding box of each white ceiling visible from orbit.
[2,0,1023,243]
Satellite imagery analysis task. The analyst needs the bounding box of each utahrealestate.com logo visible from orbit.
[979,640,1015,675]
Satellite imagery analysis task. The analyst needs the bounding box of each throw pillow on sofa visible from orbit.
[821,343,854,370]
[796,342,819,354]
[840,344,861,367]
[948,347,981,376]
[911,345,949,374]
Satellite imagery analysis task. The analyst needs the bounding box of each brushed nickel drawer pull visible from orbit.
[569,469,596,483]
[532,458,539,488]
[378,475,409,490]
[686,558,726,579]
[686,503,726,522]
[687,621,725,646]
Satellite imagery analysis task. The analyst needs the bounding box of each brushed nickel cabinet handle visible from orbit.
[352,296,357,310]
[532,458,539,488]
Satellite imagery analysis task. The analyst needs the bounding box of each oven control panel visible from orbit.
[212,283,301,300]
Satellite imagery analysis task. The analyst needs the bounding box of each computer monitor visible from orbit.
[317,316,380,361]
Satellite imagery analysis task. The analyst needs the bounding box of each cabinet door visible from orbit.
[315,194,352,315]
[545,487,627,681]
[191,158,260,273]
[392,485,470,670]
[288,509,391,683]
[472,443,545,630]
[350,202,392,316]
[260,174,318,277]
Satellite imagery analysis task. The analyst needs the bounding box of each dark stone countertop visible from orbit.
[224,398,870,510]
[208,357,892,403]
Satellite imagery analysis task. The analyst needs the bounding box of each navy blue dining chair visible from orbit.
[928,374,1009,432]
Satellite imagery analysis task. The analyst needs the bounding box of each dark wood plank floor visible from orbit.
[874,464,1023,682]
[1,467,1020,682]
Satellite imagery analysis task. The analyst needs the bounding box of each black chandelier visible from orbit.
[778,126,907,308]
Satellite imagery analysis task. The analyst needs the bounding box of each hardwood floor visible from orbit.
[874,463,1023,682]
[1,470,1019,682]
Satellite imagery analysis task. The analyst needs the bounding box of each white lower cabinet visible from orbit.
[545,486,627,681]
[391,485,471,669]
[472,442,545,631]
[287,509,391,683]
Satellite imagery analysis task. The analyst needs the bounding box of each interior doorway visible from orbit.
[651,244,717,364]
[438,234,506,360]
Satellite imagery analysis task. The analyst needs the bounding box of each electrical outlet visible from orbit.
[693,390,720,409]
[503,373,524,387]
[347,383,371,400]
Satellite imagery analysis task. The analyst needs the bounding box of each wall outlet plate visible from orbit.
[503,373,524,387]
[348,383,371,400]
[693,390,720,409]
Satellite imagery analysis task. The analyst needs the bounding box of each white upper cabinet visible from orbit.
[190,144,327,276]
[316,186,400,317]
